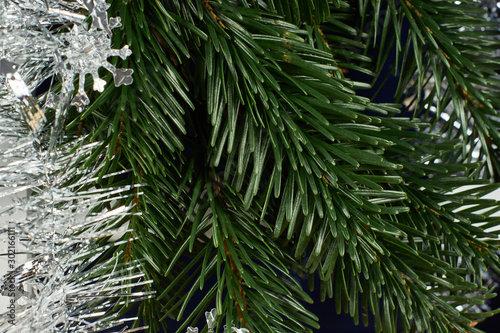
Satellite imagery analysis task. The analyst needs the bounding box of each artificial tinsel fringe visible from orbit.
[187,308,250,333]
[0,1,151,331]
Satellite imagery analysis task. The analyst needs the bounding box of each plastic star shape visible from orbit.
[60,8,133,111]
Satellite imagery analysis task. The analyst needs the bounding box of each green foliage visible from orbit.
[63,0,500,332]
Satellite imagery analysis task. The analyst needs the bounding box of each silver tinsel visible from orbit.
[0,248,154,332]
[0,0,149,332]
[186,308,247,333]
[0,0,134,134]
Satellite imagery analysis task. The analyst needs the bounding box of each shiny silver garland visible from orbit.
[186,308,249,333]
[0,1,150,332]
